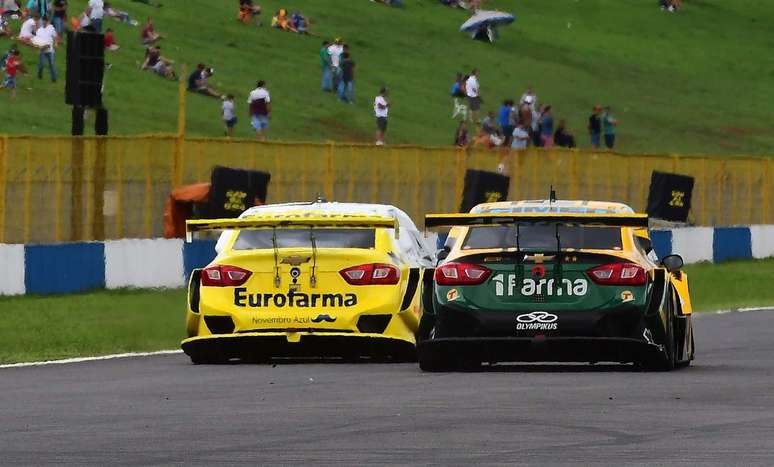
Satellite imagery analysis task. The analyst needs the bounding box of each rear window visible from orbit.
[462,225,623,251]
[232,228,375,250]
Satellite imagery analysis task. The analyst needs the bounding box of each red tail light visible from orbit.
[435,262,491,286]
[339,263,400,285]
[201,265,252,287]
[587,263,646,286]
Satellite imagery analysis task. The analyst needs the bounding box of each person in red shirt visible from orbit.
[1,49,26,100]
[104,27,119,51]
[141,16,164,45]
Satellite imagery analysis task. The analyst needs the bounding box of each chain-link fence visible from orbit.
[0,135,770,244]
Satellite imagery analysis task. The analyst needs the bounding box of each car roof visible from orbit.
[470,199,635,214]
[240,202,420,231]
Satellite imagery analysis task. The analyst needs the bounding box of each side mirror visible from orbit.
[436,246,450,261]
[661,254,684,273]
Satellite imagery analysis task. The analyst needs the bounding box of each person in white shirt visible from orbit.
[511,123,530,150]
[222,94,237,137]
[18,14,38,44]
[373,87,389,146]
[247,80,271,140]
[32,16,57,82]
[519,86,537,112]
[87,0,104,32]
[327,38,343,88]
[465,68,481,123]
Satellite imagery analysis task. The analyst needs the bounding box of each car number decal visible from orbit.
[492,274,588,297]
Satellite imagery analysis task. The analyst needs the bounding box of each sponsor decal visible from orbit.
[446,288,460,301]
[251,316,324,325]
[311,314,337,323]
[234,288,357,308]
[281,255,311,266]
[516,311,558,331]
[492,274,588,297]
[621,290,634,302]
[524,253,554,264]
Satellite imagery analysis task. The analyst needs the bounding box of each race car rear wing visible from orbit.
[424,212,649,229]
[186,215,399,242]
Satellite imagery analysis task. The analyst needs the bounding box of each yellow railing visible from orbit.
[0,135,770,244]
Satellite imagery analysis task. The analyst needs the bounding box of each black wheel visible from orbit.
[644,303,676,371]
[416,312,436,343]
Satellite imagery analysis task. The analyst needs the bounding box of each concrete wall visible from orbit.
[1,226,772,296]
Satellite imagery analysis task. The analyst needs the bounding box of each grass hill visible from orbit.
[1,0,773,157]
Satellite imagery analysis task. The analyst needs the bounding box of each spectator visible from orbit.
[454,120,469,147]
[32,15,56,82]
[327,38,343,90]
[554,119,576,148]
[51,0,67,36]
[520,85,537,112]
[510,122,529,150]
[0,14,10,37]
[271,9,296,32]
[238,0,261,26]
[450,72,467,120]
[1,0,21,19]
[247,80,271,140]
[465,68,480,123]
[1,48,26,100]
[660,0,681,12]
[187,63,222,98]
[104,27,118,51]
[291,11,308,34]
[104,2,138,26]
[587,105,602,149]
[602,106,618,149]
[539,105,554,148]
[86,0,104,33]
[498,99,514,146]
[141,17,163,45]
[222,94,237,137]
[17,11,37,45]
[26,0,48,19]
[319,40,332,92]
[141,45,176,80]
[374,87,389,145]
[337,52,355,103]
[481,111,500,138]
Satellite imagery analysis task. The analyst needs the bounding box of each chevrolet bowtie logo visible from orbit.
[280,255,311,266]
[524,253,555,264]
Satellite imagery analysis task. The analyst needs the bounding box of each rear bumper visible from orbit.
[181,331,416,361]
[419,336,664,364]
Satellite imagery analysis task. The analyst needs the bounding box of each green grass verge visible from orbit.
[1,0,773,156]
[0,288,185,364]
[1,258,772,364]
[684,258,774,312]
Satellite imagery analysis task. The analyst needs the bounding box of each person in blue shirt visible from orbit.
[498,99,514,146]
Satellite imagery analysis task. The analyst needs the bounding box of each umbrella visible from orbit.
[459,10,515,33]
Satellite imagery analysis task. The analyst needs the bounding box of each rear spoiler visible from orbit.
[186,215,398,242]
[424,212,649,229]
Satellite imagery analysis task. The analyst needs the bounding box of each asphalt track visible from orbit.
[2,310,774,466]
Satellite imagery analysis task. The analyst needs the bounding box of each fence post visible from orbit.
[0,135,6,244]
[763,159,771,225]
[454,147,466,211]
[24,140,32,244]
[325,141,335,201]
[173,67,187,188]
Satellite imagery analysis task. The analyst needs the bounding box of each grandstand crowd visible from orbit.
[2,0,621,150]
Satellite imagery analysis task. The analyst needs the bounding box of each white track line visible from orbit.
[2,307,774,368]
[0,350,183,369]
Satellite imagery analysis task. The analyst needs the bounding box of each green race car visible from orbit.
[418,200,695,372]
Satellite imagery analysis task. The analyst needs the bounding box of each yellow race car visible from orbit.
[419,199,695,371]
[182,202,436,364]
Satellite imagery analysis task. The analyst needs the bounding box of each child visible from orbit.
[104,27,119,51]
[1,49,26,100]
[222,94,237,137]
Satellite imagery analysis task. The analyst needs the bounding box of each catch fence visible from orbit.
[0,135,770,244]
